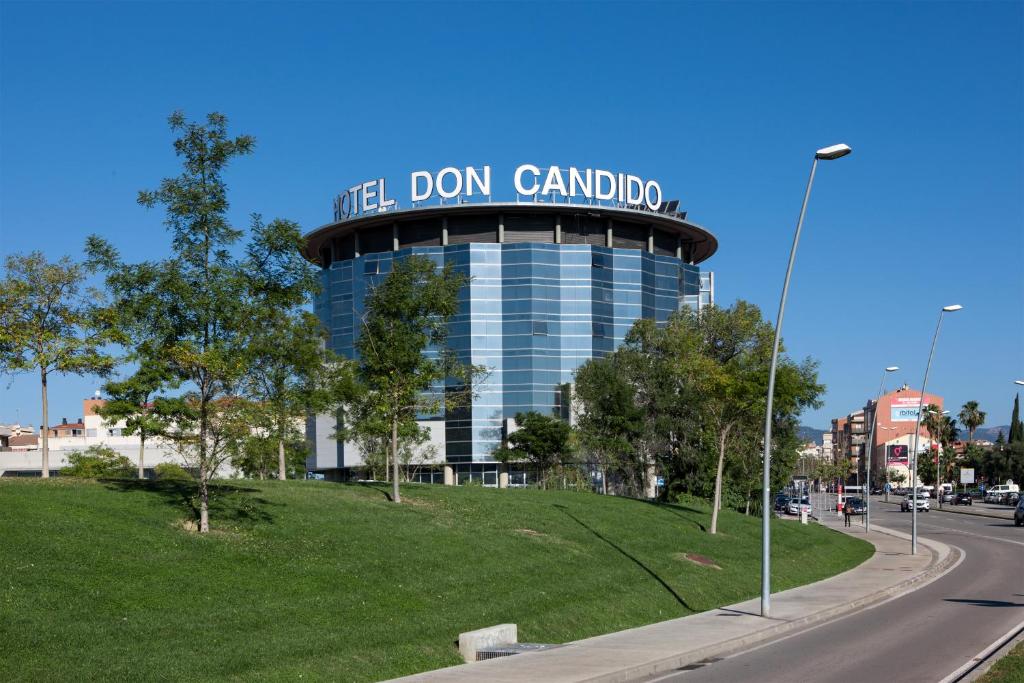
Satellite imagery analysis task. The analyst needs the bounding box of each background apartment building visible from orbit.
[0,396,186,477]
[830,384,943,487]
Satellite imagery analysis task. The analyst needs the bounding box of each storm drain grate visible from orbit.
[477,643,562,660]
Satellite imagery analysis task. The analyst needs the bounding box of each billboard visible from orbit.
[890,397,922,422]
[960,468,975,484]
[887,444,909,465]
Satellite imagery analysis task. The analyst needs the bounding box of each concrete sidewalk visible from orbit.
[390,517,959,683]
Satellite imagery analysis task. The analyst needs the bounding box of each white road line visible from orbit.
[641,542,968,682]
[938,617,1024,683]
[916,523,1024,548]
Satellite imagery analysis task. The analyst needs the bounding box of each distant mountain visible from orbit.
[971,425,1011,442]
[798,426,826,443]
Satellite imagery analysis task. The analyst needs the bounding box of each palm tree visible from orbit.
[959,401,986,443]
[920,404,944,452]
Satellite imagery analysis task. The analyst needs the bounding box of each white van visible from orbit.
[985,483,1020,502]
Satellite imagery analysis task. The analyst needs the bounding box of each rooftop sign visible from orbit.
[332,165,665,222]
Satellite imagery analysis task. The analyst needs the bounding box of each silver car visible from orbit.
[901,494,930,512]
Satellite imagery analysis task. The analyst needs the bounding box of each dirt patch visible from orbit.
[675,552,722,570]
[516,528,544,536]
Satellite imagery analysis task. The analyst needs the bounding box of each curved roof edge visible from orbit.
[301,202,718,265]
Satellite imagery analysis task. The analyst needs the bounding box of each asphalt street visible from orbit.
[647,503,1024,683]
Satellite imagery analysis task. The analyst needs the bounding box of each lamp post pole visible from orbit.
[865,366,899,533]
[909,305,962,555]
[928,408,950,508]
[761,143,851,618]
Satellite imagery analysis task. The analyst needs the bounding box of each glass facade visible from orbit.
[316,240,705,463]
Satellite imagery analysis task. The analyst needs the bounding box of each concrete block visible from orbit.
[458,623,517,662]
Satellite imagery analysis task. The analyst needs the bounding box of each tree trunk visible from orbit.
[710,425,731,535]
[277,437,287,481]
[198,469,210,533]
[601,465,608,495]
[391,416,400,503]
[198,397,210,533]
[138,433,145,480]
[40,369,49,479]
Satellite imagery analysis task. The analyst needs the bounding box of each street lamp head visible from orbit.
[885,366,899,372]
[815,143,853,160]
[942,304,963,312]
[1014,380,1024,386]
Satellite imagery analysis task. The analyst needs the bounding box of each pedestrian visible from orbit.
[843,499,853,527]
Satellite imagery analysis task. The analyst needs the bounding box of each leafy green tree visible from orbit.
[958,401,986,443]
[1009,394,1022,444]
[239,216,356,480]
[350,255,483,503]
[0,252,116,478]
[888,468,907,488]
[916,444,938,486]
[664,303,822,533]
[88,111,286,532]
[97,359,172,479]
[611,318,698,498]
[573,355,643,494]
[60,445,135,478]
[502,411,574,488]
[154,462,192,481]
[232,431,310,480]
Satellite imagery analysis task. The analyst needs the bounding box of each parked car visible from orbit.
[787,497,812,515]
[1015,497,1024,527]
[985,484,1020,503]
[940,491,955,504]
[774,494,790,512]
[1009,492,1021,506]
[901,495,930,512]
[952,492,973,506]
[845,497,867,514]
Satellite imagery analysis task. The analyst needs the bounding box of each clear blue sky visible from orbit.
[2,1,1022,432]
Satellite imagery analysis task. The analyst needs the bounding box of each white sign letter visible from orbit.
[411,171,433,202]
[625,175,643,205]
[569,167,592,199]
[378,177,396,210]
[541,166,568,197]
[644,180,663,211]
[466,166,491,196]
[594,170,615,200]
[514,164,541,196]
[436,167,464,199]
[361,180,378,213]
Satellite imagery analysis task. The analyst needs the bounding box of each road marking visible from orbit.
[915,523,1024,548]
[938,617,1024,683]
[640,542,968,682]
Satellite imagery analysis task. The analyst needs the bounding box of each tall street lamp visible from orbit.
[909,304,962,554]
[879,426,898,501]
[761,142,851,618]
[925,407,951,507]
[864,366,899,532]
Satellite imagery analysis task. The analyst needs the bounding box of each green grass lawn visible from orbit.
[0,479,871,681]
[982,639,1024,683]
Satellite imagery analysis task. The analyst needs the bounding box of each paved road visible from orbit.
[649,505,1024,683]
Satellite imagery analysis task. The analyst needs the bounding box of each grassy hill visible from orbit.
[0,479,871,681]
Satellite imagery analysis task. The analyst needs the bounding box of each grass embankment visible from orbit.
[982,640,1024,682]
[0,479,871,681]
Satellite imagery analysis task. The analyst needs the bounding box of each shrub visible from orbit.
[60,446,135,478]
[154,463,193,481]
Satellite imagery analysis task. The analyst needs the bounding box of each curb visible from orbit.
[941,617,1024,682]
[876,499,1014,521]
[587,526,962,683]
